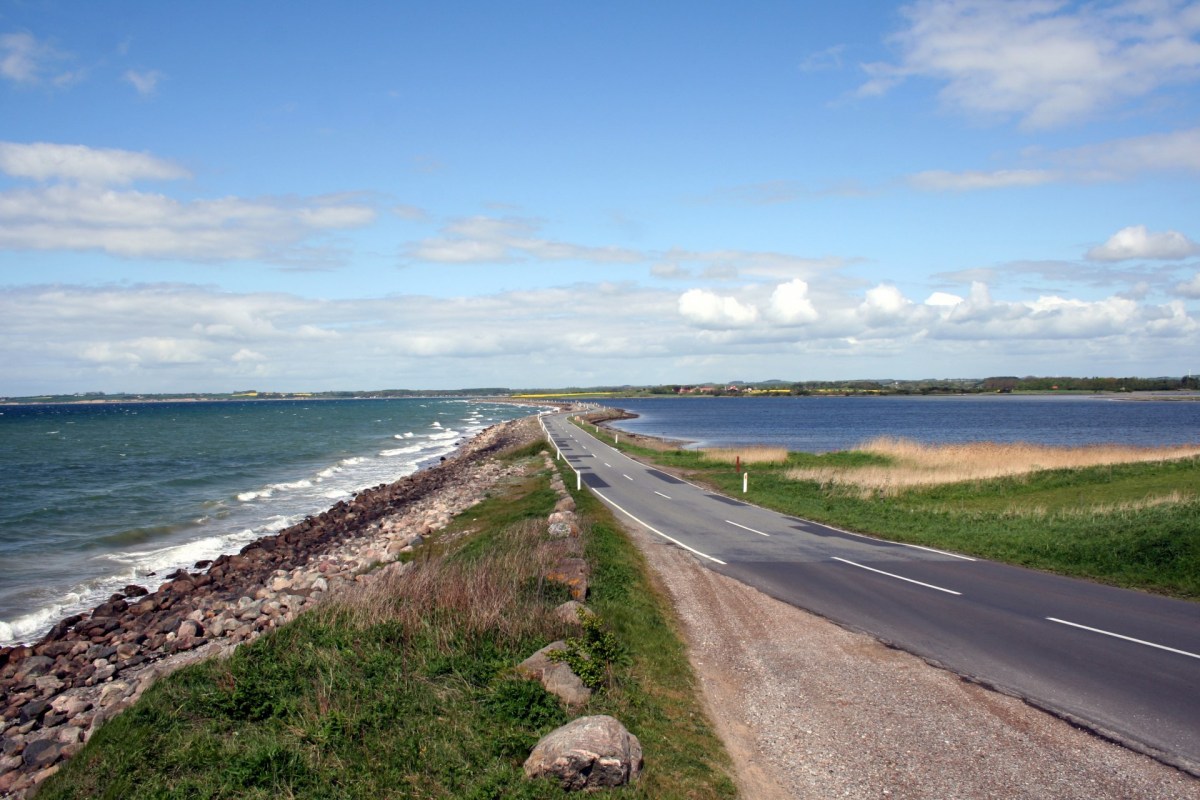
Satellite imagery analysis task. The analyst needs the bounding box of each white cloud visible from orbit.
[678,288,759,328]
[908,169,1058,192]
[409,215,641,264]
[0,31,78,86]
[1086,225,1200,261]
[1175,272,1200,298]
[0,142,189,184]
[909,126,1200,191]
[925,291,964,306]
[1,279,1196,394]
[123,69,164,96]
[767,279,819,325]
[0,143,376,261]
[862,0,1200,129]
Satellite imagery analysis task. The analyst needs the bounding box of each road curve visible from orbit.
[540,412,1200,776]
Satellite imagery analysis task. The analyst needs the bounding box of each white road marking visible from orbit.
[623,474,634,481]
[832,557,961,595]
[654,490,672,499]
[604,462,612,468]
[1046,618,1200,660]
[594,490,726,565]
[726,519,769,537]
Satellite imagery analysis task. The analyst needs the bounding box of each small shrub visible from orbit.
[548,610,628,690]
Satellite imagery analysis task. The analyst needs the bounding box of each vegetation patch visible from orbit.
[579,418,1200,599]
[41,444,735,799]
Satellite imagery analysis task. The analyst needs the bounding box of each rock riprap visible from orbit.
[0,416,541,798]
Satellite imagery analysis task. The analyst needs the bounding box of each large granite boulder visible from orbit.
[523,715,642,790]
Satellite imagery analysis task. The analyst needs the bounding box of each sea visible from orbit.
[0,398,536,646]
[597,394,1200,452]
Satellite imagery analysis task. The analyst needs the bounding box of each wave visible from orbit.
[379,445,423,457]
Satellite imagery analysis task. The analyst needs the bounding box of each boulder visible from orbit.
[523,715,642,790]
[545,558,589,601]
[553,601,591,626]
[516,642,591,709]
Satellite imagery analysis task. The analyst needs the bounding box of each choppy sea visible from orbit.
[0,398,534,646]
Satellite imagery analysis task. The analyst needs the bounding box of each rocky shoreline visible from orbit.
[0,414,547,797]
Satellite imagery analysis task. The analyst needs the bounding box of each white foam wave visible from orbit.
[394,432,415,439]
[428,429,458,441]
[380,445,423,457]
[431,421,443,428]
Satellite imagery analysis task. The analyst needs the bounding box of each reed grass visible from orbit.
[702,446,789,465]
[786,437,1200,495]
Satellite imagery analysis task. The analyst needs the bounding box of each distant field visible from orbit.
[582,420,1200,599]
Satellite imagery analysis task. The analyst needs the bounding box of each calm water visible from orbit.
[0,398,534,645]
[598,395,1200,451]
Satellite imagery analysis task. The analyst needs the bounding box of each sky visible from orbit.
[2,0,1199,394]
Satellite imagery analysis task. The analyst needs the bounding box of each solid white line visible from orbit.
[654,490,672,500]
[831,557,961,595]
[594,490,726,565]
[1046,618,1200,660]
[726,519,770,537]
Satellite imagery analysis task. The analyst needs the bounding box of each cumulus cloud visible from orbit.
[767,279,819,325]
[862,0,1200,129]
[408,215,641,264]
[678,288,759,328]
[0,142,376,261]
[1087,225,1200,261]
[123,69,164,96]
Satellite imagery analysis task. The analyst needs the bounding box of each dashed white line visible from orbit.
[623,474,634,481]
[593,490,726,565]
[654,490,672,500]
[1046,618,1200,660]
[726,519,770,537]
[604,462,612,468]
[831,557,961,595]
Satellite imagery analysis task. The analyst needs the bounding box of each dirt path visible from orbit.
[626,525,1200,799]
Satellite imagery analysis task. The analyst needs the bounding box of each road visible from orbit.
[540,412,1200,776]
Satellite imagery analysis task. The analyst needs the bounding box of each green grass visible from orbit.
[579,419,1200,599]
[40,445,736,800]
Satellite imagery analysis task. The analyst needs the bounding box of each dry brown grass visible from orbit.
[786,436,1200,495]
[703,446,790,465]
[332,519,572,648]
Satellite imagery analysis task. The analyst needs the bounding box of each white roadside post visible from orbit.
[743,471,749,494]
[577,469,582,491]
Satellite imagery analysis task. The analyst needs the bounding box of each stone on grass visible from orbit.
[523,715,642,790]
[516,641,592,708]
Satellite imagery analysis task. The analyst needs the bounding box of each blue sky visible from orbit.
[2,1,1199,393]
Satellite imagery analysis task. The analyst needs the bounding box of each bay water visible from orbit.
[0,398,534,645]
[598,395,1200,451]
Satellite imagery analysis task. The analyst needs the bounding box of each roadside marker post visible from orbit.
[743,472,749,494]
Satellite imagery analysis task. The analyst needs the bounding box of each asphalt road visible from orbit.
[540,412,1200,776]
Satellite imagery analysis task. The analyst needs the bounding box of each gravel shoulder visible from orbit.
[626,523,1200,799]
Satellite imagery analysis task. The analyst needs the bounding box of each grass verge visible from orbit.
[39,444,736,799]
[577,417,1200,599]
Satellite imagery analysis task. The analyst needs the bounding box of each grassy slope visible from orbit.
[582,423,1200,599]
[40,442,736,799]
